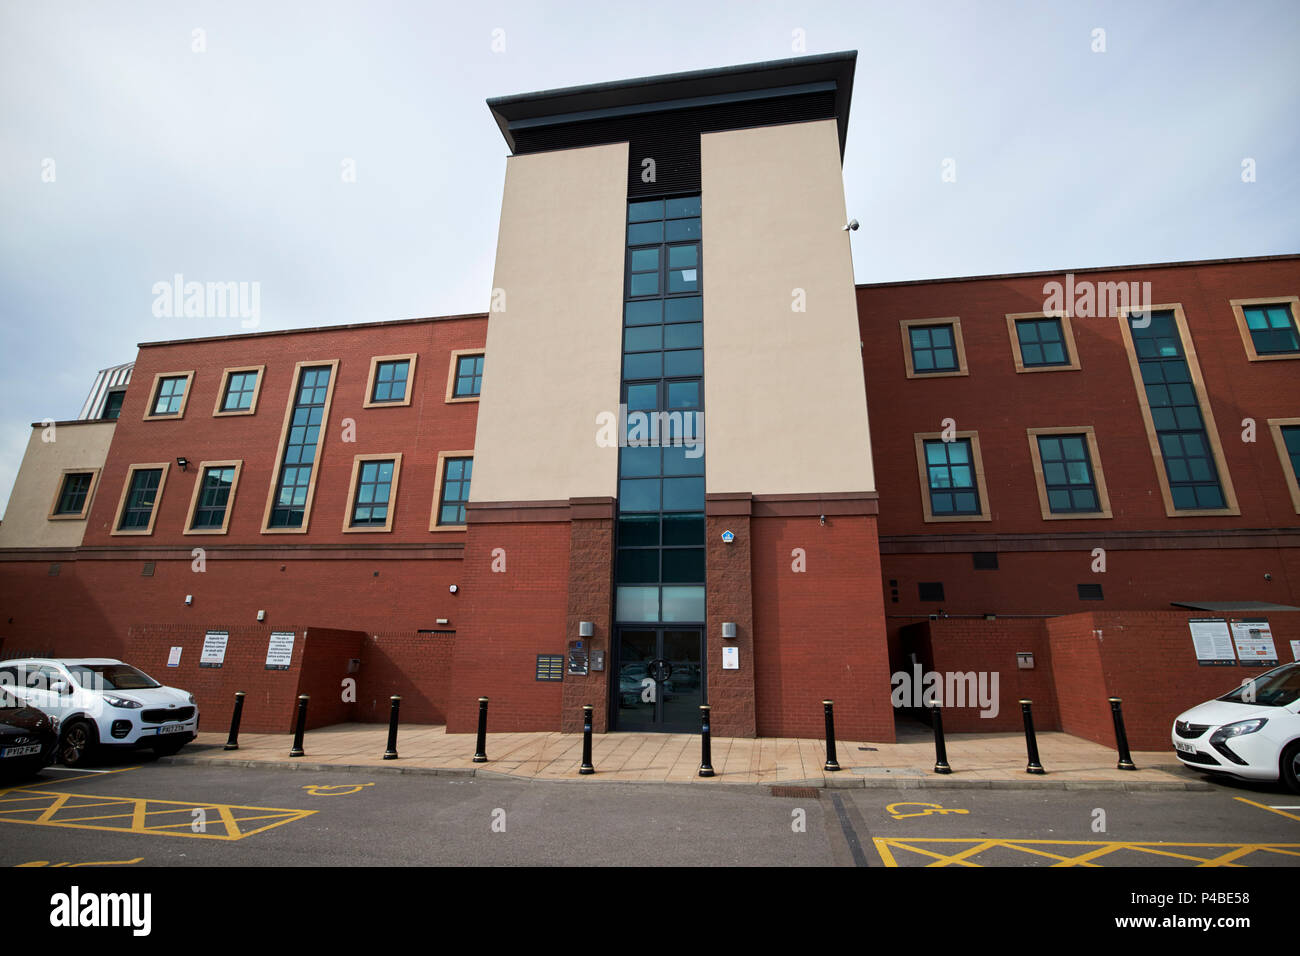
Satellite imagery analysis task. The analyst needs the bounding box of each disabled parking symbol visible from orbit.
[885,801,970,820]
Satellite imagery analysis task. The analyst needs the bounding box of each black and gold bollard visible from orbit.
[383,695,401,760]
[822,699,841,771]
[698,705,714,777]
[224,691,245,751]
[472,697,489,763]
[1109,697,1137,771]
[579,705,595,775]
[289,694,309,758]
[1020,699,1045,774]
[931,702,952,774]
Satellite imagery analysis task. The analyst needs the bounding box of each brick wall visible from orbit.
[902,618,1059,732]
[355,629,456,725]
[561,511,614,733]
[706,513,756,737]
[1048,610,1300,750]
[751,514,895,741]
[445,520,569,733]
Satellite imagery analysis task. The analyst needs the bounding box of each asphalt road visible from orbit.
[1,757,1296,868]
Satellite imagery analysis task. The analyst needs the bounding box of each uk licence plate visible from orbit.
[158,723,183,735]
[2,744,41,758]
[1174,740,1197,754]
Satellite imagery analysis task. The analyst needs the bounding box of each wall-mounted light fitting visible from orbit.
[579,621,594,637]
[176,457,189,472]
[256,609,265,622]
[721,622,737,639]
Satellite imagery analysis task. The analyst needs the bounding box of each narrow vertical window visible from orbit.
[434,456,473,527]
[264,362,336,532]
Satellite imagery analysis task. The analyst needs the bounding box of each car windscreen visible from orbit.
[1218,664,1300,707]
[68,664,161,690]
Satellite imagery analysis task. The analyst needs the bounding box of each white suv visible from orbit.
[1172,662,1300,792]
[0,658,199,767]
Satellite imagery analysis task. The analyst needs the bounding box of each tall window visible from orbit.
[268,366,332,528]
[1036,434,1100,513]
[118,468,163,530]
[1130,311,1226,510]
[616,195,705,625]
[435,457,472,526]
[52,472,94,517]
[923,438,981,516]
[190,465,237,530]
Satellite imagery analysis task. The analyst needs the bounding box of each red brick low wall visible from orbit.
[1048,611,1300,751]
[355,629,456,725]
[123,623,364,734]
[904,618,1059,733]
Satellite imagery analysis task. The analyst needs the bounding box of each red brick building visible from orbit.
[2,53,1298,750]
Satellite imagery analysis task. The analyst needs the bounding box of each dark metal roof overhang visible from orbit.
[1170,601,1300,613]
[487,51,857,160]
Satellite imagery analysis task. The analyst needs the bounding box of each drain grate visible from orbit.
[769,786,820,799]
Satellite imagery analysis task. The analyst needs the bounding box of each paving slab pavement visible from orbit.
[159,722,1211,791]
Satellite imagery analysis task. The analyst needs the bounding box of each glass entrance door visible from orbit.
[612,627,704,732]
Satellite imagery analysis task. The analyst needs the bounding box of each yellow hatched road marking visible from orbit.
[1234,797,1300,822]
[0,788,315,841]
[873,837,1300,868]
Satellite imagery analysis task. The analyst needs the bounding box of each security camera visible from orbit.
[842,219,859,231]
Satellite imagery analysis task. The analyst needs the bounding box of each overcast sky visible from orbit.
[1,0,1297,515]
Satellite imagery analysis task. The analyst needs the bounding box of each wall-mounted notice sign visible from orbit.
[722,646,739,670]
[167,646,182,668]
[1291,640,1300,662]
[265,631,295,671]
[1188,619,1235,666]
[200,630,229,668]
[1230,619,1278,667]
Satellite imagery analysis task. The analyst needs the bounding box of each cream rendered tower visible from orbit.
[449,53,894,741]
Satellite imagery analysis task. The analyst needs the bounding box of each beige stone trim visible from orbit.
[212,366,265,416]
[142,371,195,421]
[1005,311,1082,373]
[444,349,484,404]
[260,359,340,534]
[1025,426,1113,520]
[913,431,991,522]
[111,462,171,536]
[342,453,402,533]
[900,318,968,378]
[1267,418,1300,515]
[363,354,418,408]
[46,468,101,521]
[183,460,244,535]
[430,451,474,531]
[1116,303,1240,517]
[1229,296,1300,362]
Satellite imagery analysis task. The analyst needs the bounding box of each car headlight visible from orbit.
[1210,718,1267,742]
[1208,718,1267,765]
[187,693,196,704]
[103,695,143,709]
